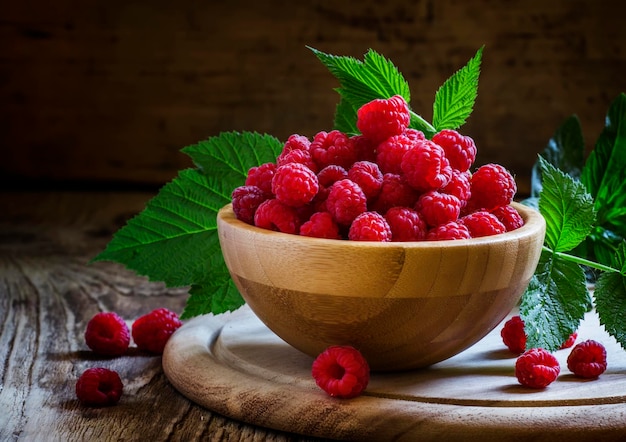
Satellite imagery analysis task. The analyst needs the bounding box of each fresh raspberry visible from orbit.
[370,173,419,215]
[376,133,416,175]
[560,332,578,349]
[441,170,471,207]
[356,95,411,144]
[310,130,357,170]
[277,133,311,163]
[350,134,377,163]
[326,179,368,226]
[515,348,560,389]
[384,207,427,241]
[404,128,427,142]
[231,185,269,225]
[76,367,124,407]
[254,199,302,234]
[501,315,526,354]
[491,204,525,232]
[317,165,348,188]
[401,139,452,192]
[467,163,517,211]
[460,211,506,238]
[300,211,342,239]
[431,129,477,172]
[131,308,183,354]
[311,345,370,399]
[84,312,130,357]
[348,211,392,242]
[426,221,471,241]
[245,162,276,196]
[567,340,607,379]
[415,190,462,227]
[348,161,383,200]
[271,162,319,207]
[276,148,318,173]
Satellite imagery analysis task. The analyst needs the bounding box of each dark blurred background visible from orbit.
[2,0,625,196]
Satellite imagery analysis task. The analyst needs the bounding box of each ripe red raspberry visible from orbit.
[76,367,124,407]
[131,308,182,354]
[84,312,130,357]
[376,133,416,175]
[460,211,506,238]
[245,162,276,196]
[415,190,461,227]
[348,211,392,242]
[431,129,477,172]
[357,95,410,145]
[317,164,348,188]
[401,139,452,192]
[426,221,471,241]
[467,163,516,211]
[501,315,526,354]
[311,345,370,399]
[350,134,377,162]
[326,179,368,226]
[271,162,319,207]
[384,207,427,241]
[300,211,342,239]
[277,133,311,162]
[567,340,607,379]
[441,170,471,207]
[348,161,383,200]
[254,199,302,234]
[310,130,357,170]
[515,348,560,389]
[370,173,419,215]
[404,128,427,142]
[276,148,318,173]
[231,185,269,225]
[560,332,578,349]
[491,204,525,232]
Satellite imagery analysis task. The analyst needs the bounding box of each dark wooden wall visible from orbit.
[2,0,625,194]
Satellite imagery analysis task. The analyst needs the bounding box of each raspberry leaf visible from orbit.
[432,46,483,131]
[594,265,626,351]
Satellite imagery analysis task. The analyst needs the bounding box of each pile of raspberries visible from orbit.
[232,95,523,241]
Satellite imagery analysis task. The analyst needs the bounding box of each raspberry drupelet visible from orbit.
[356,95,411,144]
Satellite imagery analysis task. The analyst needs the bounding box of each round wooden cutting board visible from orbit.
[162,306,626,441]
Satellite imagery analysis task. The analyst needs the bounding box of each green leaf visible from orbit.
[538,156,596,253]
[530,115,585,198]
[594,269,626,350]
[181,278,244,319]
[520,250,592,351]
[333,98,360,135]
[432,46,483,131]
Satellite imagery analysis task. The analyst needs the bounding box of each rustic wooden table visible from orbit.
[0,191,320,442]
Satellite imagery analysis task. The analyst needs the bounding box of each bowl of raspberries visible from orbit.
[218,95,546,371]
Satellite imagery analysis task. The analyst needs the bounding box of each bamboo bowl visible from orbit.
[217,202,545,371]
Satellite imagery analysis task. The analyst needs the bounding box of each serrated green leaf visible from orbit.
[538,156,596,252]
[181,279,244,319]
[432,46,483,131]
[333,98,360,135]
[520,250,591,351]
[594,270,626,350]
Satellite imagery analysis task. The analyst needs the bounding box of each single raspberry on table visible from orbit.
[385,207,427,241]
[300,211,342,239]
[348,211,392,242]
[131,308,183,354]
[348,161,383,200]
[401,139,452,192]
[254,199,302,234]
[415,190,462,228]
[76,367,124,407]
[467,163,516,211]
[376,133,416,175]
[271,162,319,207]
[567,340,607,379]
[310,130,357,170]
[84,312,130,357]
[501,315,526,354]
[426,221,471,241]
[311,345,370,399]
[431,129,477,172]
[460,211,506,238]
[356,95,411,144]
[326,179,368,226]
[370,173,419,215]
[491,204,524,232]
[515,348,560,389]
[245,162,276,196]
[231,185,269,225]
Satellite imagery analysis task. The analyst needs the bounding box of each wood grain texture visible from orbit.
[163,305,626,442]
[2,1,626,193]
[0,191,321,442]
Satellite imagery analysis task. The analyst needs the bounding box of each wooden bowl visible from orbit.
[217,202,545,371]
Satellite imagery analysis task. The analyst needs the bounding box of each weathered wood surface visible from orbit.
[0,191,320,441]
[2,1,626,194]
